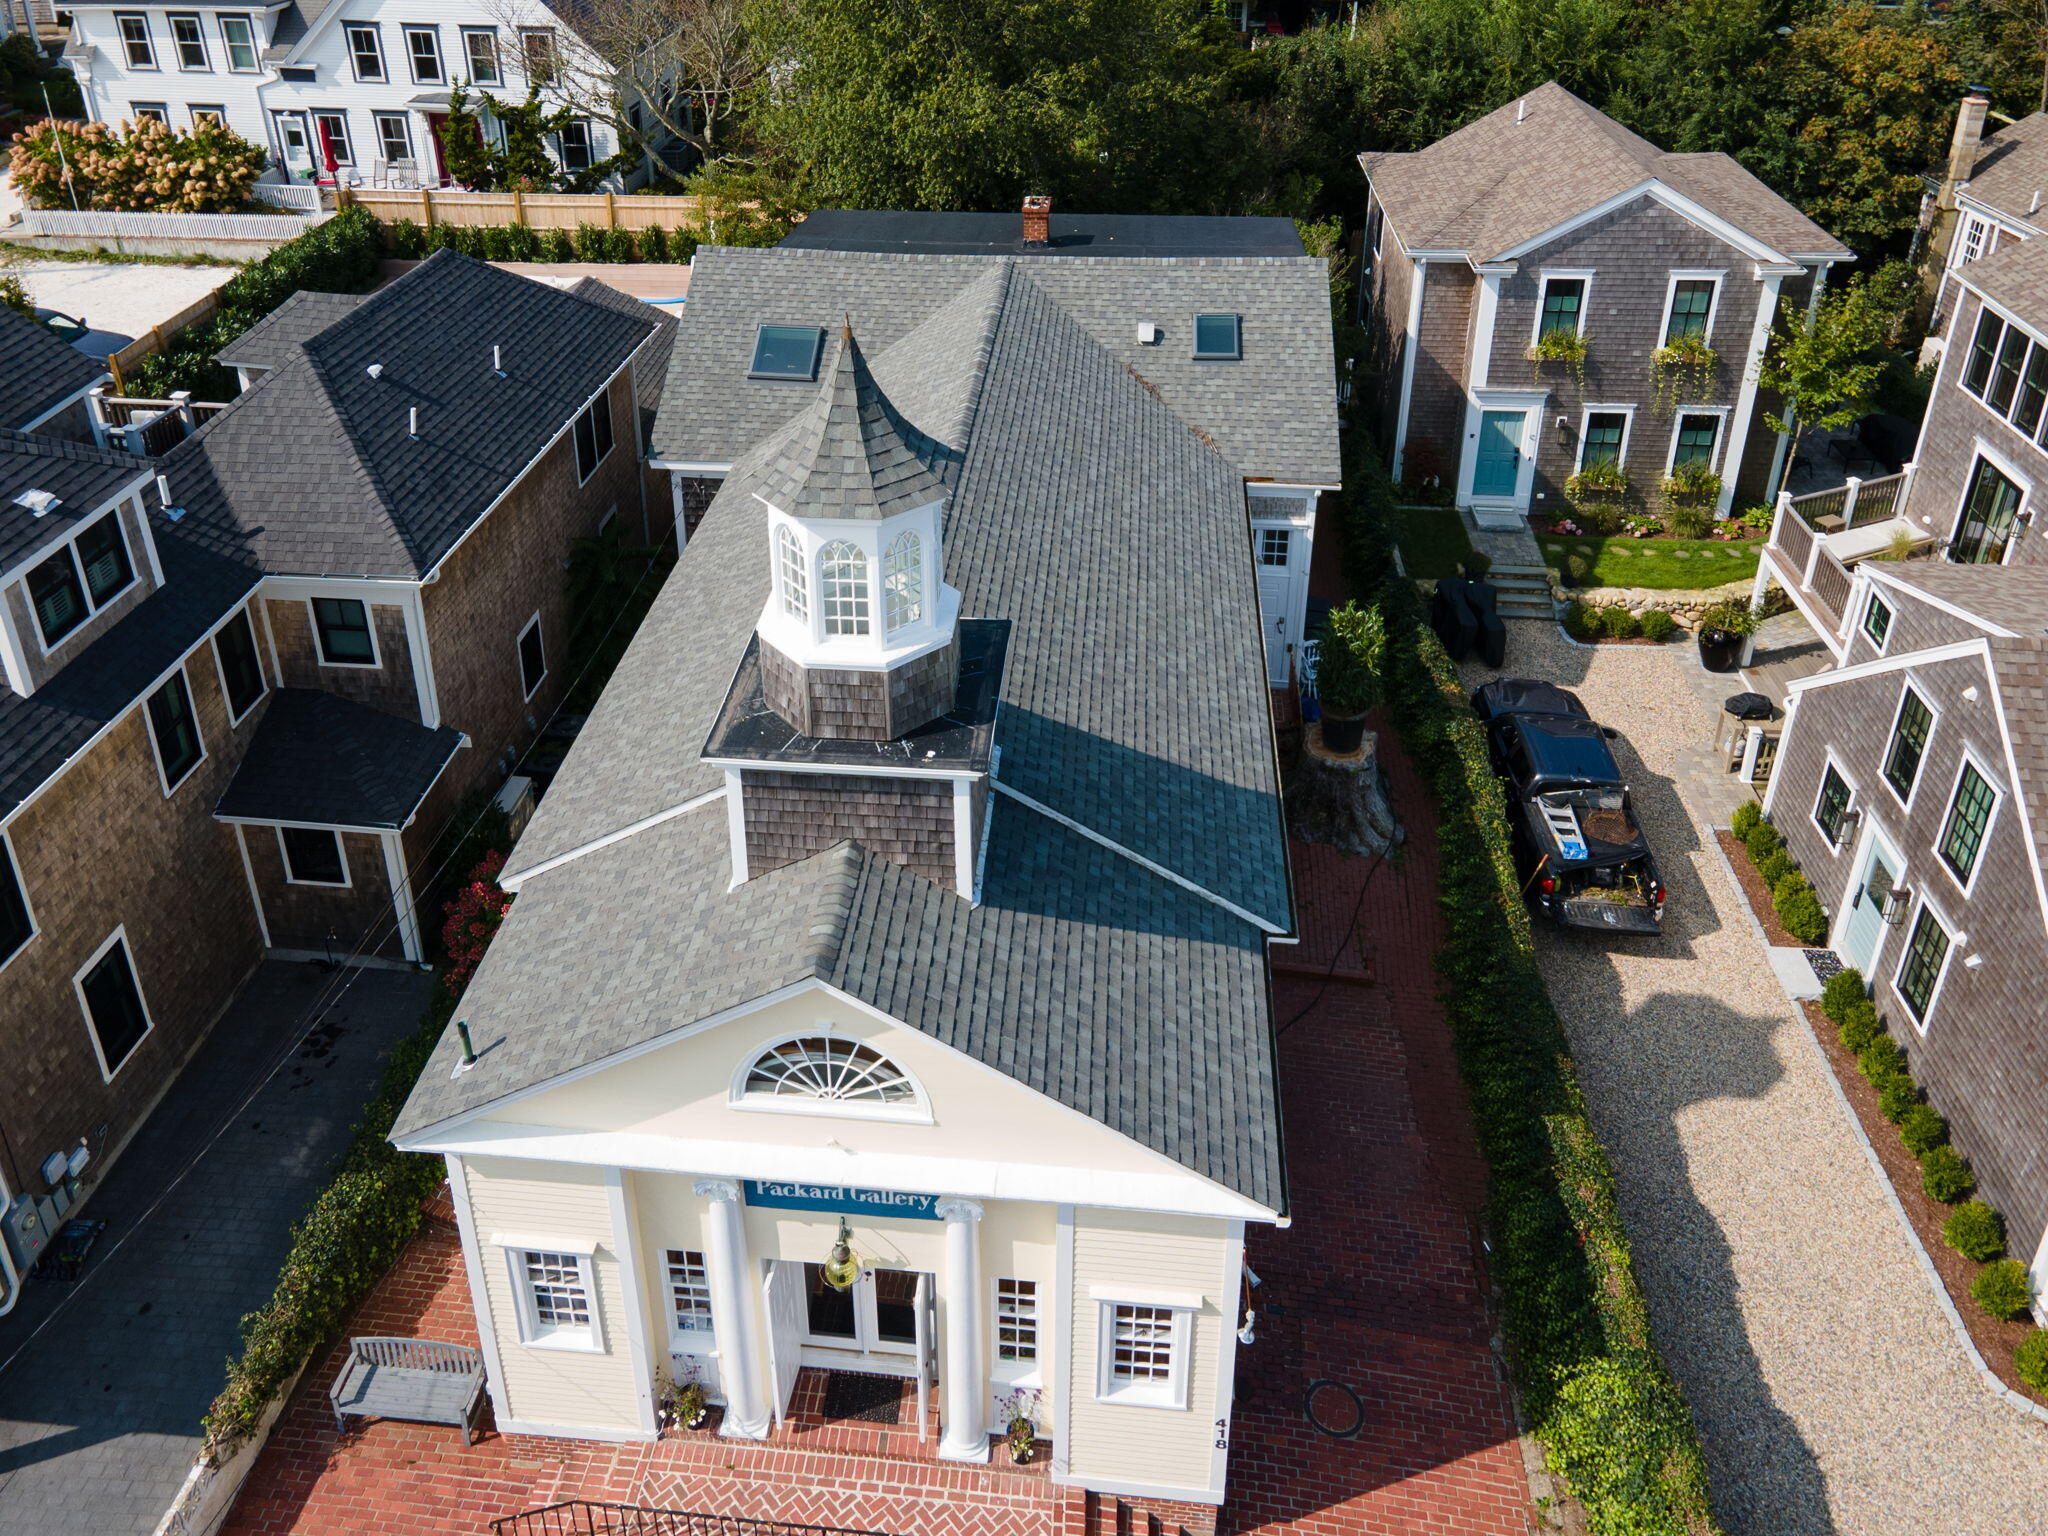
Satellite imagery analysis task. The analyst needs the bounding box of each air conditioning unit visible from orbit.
[3,1196,51,1272]
[494,774,536,841]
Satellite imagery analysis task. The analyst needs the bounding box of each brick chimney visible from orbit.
[1943,87,1993,210]
[1022,194,1051,247]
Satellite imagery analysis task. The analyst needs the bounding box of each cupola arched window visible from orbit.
[819,541,871,635]
[883,531,923,632]
[775,524,809,622]
[743,1036,916,1104]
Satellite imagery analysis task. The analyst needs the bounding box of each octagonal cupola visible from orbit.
[751,325,963,740]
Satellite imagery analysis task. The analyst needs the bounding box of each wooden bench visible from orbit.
[329,1337,487,1444]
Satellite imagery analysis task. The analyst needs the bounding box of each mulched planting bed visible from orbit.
[1714,829,1810,948]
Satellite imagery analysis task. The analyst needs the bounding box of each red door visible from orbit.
[424,112,451,185]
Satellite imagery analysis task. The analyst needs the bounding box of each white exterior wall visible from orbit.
[66,0,621,185]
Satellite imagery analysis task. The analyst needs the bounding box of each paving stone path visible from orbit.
[1465,621,2048,1533]
[0,961,430,1536]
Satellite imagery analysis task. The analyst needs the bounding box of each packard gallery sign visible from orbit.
[743,1180,941,1220]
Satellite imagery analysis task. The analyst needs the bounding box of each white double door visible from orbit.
[763,1260,935,1427]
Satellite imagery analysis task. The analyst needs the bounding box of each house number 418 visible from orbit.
[1213,1418,1230,1450]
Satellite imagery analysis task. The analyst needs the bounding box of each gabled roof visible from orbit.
[1869,562,2048,638]
[1954,231,2048,329]
[0,428,151,576]
[652,244,1339,486]
[158,250,656,578]
[752,326,954,519]
[213,289,366,371]
[1960,112,2048,230]
[214,688,464,829]
[1359,82,1850,264]
[0,307,107,431]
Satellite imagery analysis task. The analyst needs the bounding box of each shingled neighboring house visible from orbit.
[389,214,1333,1530]
[1359,82,1850,524]
[0,305,108,441]
[0,251,668,1313]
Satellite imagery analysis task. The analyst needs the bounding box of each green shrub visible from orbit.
[1944,1201,2006,1263]
[670,227,700,264]
[638,223,669,262]
[1562,551,1592,589]
[503,222,541,261]
[383,216,429,257]
[1836,1004,1882,1055]
[1820,969,1868,1023]
[1755,848,1793,889]
[1922,1145,1976,1203]
[542,227,576,261]
[2015,1330,2048,1393]
[1772,873,1827,945]
[1542,1352,1709,1533]
[1599,605,1640,640]
[1877,1075,1921,1124]
[1637,608,1677,643]
[1972,1259,2034,1320]
[1731,802,1761,840]
[1858,1036,1906,1083]
[1575,501,1625,536]
[1667,503,1714,539]
[1743,819,1784,863]
[1563,600,1596,640]
[1899,1104,1948,1154]
[478,224,514,261]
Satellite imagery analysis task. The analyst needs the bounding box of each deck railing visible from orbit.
[1783,468,1913,533]
[89,388,231,456]
[490,1505,903,1536]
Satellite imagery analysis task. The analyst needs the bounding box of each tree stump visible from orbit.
[1285,724,1402,857]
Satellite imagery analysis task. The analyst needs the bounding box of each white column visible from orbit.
[695,1177,770,1440]
[1724,266,1790,514]
[937,1197,989,1462]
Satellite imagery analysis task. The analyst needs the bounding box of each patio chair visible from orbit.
[387,159,419,190]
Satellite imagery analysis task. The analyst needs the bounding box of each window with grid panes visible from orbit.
[820,541,870,635]
[1990,325,2030,415]
[169,14,207,68]
[26,545,87,646]
[117,14,155,67]
[404,25,443,82]
[1664,279,1714,343]
[1258,527,1292,565]
[1965,309,2004,397]
[1813,764,1852,845]
[523,1251,591,1331]
[147,672,201,789]
[345,24,384,79]
[1883,687,1933,801]
[1671,415,1719,470]
[1109,1305,1175,1385]
[997,1279,1037,1363]
[1863,592,1892,649]
[665,1250,713,1336]
[775,525,809,621]
[1538,278,1584,338]
[1581,412,1625,469]
[1895,906,1951,1023]
[1938,762,1996,882]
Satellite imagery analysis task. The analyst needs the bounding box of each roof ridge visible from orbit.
[801,841,867,976]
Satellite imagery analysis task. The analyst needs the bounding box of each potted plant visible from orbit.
[1527,327,1590,393]
[1564,458,1630,513]
[1695,599,1757,673]
[1312,600,1383,755]
[656,1365,710,1432]
[1001,1389,1040,1465]
[1651,334,1718,416]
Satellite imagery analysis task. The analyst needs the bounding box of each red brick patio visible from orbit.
[222,716,1531,1536]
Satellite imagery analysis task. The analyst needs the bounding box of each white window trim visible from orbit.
[1663,405,1733,476]
[1960,301,2048,442]
[72,926,155,1084]
[1949,440,2035,566]
[503,1244,606,1353]
[217,13,258,71]
[725,1029,933,1125]
[573,395,613,486]
[1881,676,1940,812]
[144,667,206,797]
[130,103,169,124]
[1861,587,1894,656]
[276,825,352,888]
[1574,404,1635,474]
[310,110,354,166]
[0,830,39,980]
[460,25,501,85]
[992,1276,1043,1385]
[402,24,445,84]
[26,509,141,657]
[307,596,381,669]
[166,12,210,69]
[1931,745,2004,898]
[663,1247,717,1356]
[372,111,413,161]
[1255,526,1294,567]
[1890,891,1960,1035]
[191,104,226,127]
[1810,753,1858,856]
[115,12,157,69]
[1529,269,1595,345]
[344,22,386,81]
[1094,1299,1193,1411]
[211,605,268,726]
[1659,270,1724,348]
[1953,211,1988,271]
[517,611,547,699]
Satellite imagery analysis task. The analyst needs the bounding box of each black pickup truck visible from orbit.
[1470,678,1666,935]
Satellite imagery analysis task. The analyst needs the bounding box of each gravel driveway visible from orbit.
[1461,621,2048,1533]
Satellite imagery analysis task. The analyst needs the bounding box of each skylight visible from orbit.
[750,324,825,380]
[1193,313,1241,360]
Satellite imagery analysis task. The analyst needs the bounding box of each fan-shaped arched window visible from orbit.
[775,524,809,623]
[743,1037,916,1104]
[819,540,871,635]
[883,531,923,633]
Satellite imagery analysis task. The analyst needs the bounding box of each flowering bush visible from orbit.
[440,851,512,999]
[8,116,265,213]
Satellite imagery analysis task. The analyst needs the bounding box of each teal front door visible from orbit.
[1838,838,1899,978]
[1473,411,1526,499]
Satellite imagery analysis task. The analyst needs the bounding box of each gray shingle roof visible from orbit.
[1872,561,2048,637]
[752,326,954,520]
[1961,112,2048,228]
[0,428,152,576]
[1360,82,1851,263]
[0,307,106,431]
[651,245,1339,486]
[158,250,656,578]
[782,209,1308,259]
[1956,232,2048,329]
[212,289,367,371]
[1987,637,2048,935]
[213,687,464,828]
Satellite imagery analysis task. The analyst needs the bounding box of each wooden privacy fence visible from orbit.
[340,186,712,233]
[105,286,226,391]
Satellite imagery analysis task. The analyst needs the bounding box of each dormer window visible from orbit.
[820,541,871,634]
[775,523,809,621]
[751,324,825,381]
[883,531,923,631]
[1193,313,1241,360]
[24,511,136,650]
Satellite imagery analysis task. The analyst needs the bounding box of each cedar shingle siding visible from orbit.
[742,770,955,886]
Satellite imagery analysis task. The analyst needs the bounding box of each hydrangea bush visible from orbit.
[8,115,265,213]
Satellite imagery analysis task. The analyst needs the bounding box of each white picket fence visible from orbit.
[16,206,317,241]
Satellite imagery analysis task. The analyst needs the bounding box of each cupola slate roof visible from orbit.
[0,307,107,431]
[214,688,465,829]
[751,326,954,519]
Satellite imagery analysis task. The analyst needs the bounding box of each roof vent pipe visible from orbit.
[408,406,419,438]
[1516,97,1526,123]
[366,363,384,380]
[492,344,504,376]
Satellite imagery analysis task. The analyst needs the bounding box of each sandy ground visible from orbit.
[0,257,228,351]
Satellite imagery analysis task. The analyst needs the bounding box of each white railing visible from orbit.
[89,388,230,455]
[1783,466,1915,533]
[17,208,314,241]
[251,182,323,213]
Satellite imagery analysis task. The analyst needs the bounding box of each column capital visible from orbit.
[935,1197,984,1224]
[693,1177,744,1203]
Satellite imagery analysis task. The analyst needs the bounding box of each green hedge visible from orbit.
[129,205,383,399]
[199,989,455,1460]
[378,215,698,268]
[1341,445,1718,1534]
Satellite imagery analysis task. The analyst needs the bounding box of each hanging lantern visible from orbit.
[822,1217,862,1291]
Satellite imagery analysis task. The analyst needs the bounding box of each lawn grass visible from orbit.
[1398,506,1474,579]
[1541,533,1759,590]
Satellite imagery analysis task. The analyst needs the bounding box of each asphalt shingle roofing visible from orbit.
[782,209,1308,259]
[214,688,464,828]
[1958,233,2048,329]
[212,289,367,371]
[1961,112,2048,228]
[0,307,106,431]
[1360,82,1851,263]
[0,428,151,575]
[159,250,657,577]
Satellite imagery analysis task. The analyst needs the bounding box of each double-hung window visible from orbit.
[131,103,168,124]
[147,670,203,792]
[1989,324,2030,416]
[1813,764,1853,848]
[311,597,376,665]
[511,1248,601,1349]
[1894,903,1952,1026]
[191,104,226,127]
[219,14,258,71]
[1670,414,1721,472]
[557,119,593,172]
[1948,456,2024,566]
[168,14,208,68]
[572,394,613,482]
[1862,591,1892,651]
[520,27,556,83]
[1536,276,1586,339]
[461,27,501,84]
[1579,411,1626,471]
[213,607,267,722]
[0,834,34,970]
[1937,760,1997,886]
[517,614,546,698]
[279,827,348,886]
[26,511,135,649]
[1959,304,2048,446]
[1964,308,2004,398]
[404,25,444,83]
[1097,1301,1190,1408]
[1958,213,1988,268]
[1882,685,1933,803]
[997,1279,1039,1371]
[311,110,353,166]
[117,13,156,68]
[373,112,412,163]
[1663,277,1717,345]
[76,931,152,1080]
[345,24,385,81]
[665,1249,714,1348]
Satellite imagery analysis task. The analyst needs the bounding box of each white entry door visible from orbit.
[271,112,314,180]
[1254,524,1302,687]
[1837,834,1901,979]
[763,1259,805,1424]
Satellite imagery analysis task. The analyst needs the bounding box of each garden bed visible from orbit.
[1713,830,1807,947]
[1542,534,1759,590]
